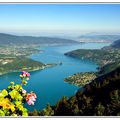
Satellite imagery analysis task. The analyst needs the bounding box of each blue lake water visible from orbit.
[0,43,110,111]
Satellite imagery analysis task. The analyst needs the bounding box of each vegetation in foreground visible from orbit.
[0,71,36,116]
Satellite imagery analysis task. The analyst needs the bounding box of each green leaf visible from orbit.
[18,105,24,111]
[9,89,18,99]
[1,89,8,97]
[15,101,22,107]
[8,86,11,89]
[23,108,28,112]
[0,110,5,116]
[10,82,14,85]
[9,89,23,101]
[11,113,18,116]
[22,111,28,116]
[0,93,4,98]
[22,108,28,116]
[10,104,15,112]
[22,80,27,85]
[16,93,23,101]
[15,84,22,90]
[3,109,10,116]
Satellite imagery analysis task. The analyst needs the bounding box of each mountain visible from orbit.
[102,39,120,49]
[0,33,80,45]
[110,39,120,48]
[78,34,120,43]
[29,66,120,116]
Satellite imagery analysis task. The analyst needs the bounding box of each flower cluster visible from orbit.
[26,92,37,105]
[20,71,30,78]
[0,71,37,116]
[20,71,30,85]
[22,89,27,94]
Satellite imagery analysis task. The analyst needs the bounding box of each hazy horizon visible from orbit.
[0,4,120,37]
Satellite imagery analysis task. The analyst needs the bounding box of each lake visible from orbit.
[0,42,110,111]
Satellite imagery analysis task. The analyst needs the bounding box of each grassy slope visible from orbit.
[0,57,45,75]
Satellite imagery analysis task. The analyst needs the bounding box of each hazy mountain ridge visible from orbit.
[111,39,120,48]
[78,34,120,42]
[102,39,120,49]
[0,33,79,45]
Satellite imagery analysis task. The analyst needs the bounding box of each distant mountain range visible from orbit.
[102,39,120,49]
[78,34,120,43]
[111,39,120,48]
[0,33,80,45]
[1,33,120,45]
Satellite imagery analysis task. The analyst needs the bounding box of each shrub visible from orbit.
[0,71,37,116]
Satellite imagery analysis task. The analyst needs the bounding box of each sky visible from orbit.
[0,4,120,36]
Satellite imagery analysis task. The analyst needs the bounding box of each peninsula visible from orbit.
[64,39,120,86]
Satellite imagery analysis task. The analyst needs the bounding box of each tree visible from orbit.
[94,102,105,116]
[40,103,54,116]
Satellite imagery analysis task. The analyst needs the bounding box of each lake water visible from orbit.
[0,43,110,111]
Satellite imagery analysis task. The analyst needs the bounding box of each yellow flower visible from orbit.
[10,104,15,112]
[18,105,24,111]
[0,98,9,107]
[0,98,15,112]
[0,93,4,98]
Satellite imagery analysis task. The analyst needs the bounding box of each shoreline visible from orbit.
[0,63,57,76]
[64,72,97,87]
